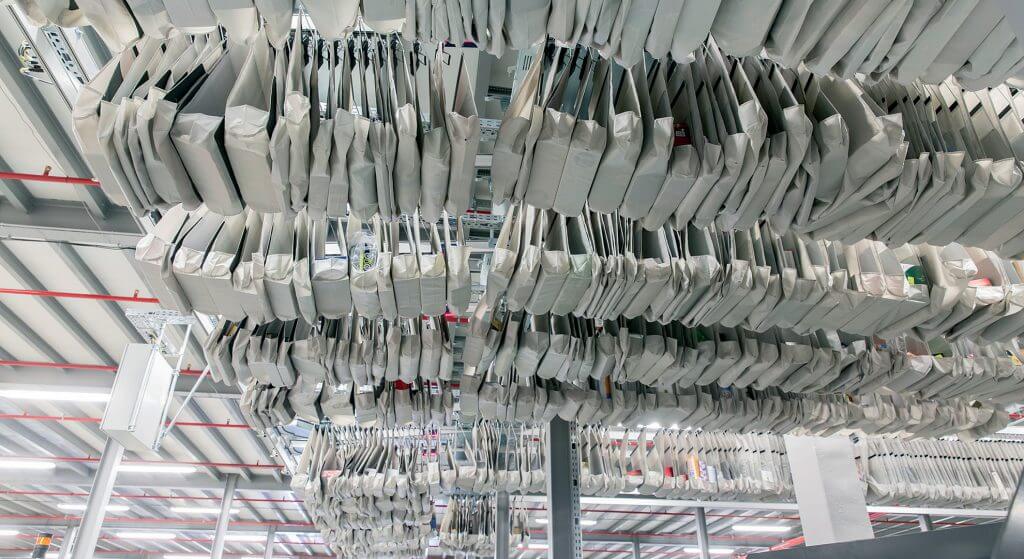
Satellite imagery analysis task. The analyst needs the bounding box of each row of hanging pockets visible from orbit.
[295,425,433,550]
[793,78,1024,258]
[106,0,1024,89]
[240,371,456,429]
[460,307,1024,402]
[857,437,1024,509]
[210,312,456,389]
[481,210,1024,344]
[74,29,483,221]
[491,41,908,236]
[437,494,529,556]
[578,427,792,501]
[137,205,473,322]
[455,367,1008,439]
[396,0,1024,88]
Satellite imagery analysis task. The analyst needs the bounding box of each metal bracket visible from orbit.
[150,322,204,451]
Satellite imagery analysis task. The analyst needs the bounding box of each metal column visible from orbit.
[263,525,276,559]
[784,436,874,546]
[632,536,642,559]
[694,507,710,559]
[495,491,510,559]
[70,437,124,559]
[210,474,239,559]
[918,515,934,532]
[57,527,77,559]
[545,417,581,559]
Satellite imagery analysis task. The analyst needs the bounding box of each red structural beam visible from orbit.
[0,550,333,559]
[0,456,282,471]
[0,489,302,504]
[0,414,249,430]
[0,359,204,376]
[0,171,100,186]
[0,287,159,304]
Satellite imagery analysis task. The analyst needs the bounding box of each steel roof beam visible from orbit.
[0,200,141,247]
[0,6,110,221]
[0,241,114,364]
[0,153,36,213]
[0,471,291,492]
[0,367,240,399]
[51,243,145,343]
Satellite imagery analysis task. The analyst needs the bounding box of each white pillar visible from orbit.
[210,474,239,559]
[70,437,124,559]
[694,507,710,559]
[546,418,581,559]
[57,527,77,559]
[263,525,276,559]
[784,436,873,546]
[495,491,509,559]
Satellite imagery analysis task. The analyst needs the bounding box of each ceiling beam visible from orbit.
[0,471,290,492]
[0,367,240,399]
[0,154,35,213]
[0,199,141,248]
[0,241,114,364]
[0,6,110,220]
[51,242,145,343]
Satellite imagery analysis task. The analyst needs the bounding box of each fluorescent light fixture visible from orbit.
[225,534,269,542]
[117,532,176,540]
[0,529,19,536]
[0,460,56,470]
[118,464,197,474]
[58,503,129,512]
[733,525,792,533]
[163,555,208,559]
[524,544,548,550]
[535,518,596,526]
[0,389,109,402]
[170,506,239,515]
[684,547,735,555]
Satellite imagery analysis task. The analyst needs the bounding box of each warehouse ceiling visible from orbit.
[0,3,1017,559]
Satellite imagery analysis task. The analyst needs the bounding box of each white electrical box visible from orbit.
[100,343,176,453]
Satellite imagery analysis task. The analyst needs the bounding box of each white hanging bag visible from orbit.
[311,217,353,319]
[588,63,643,212]
[492,50,543,204]
[445,52,482,217]
[444,213,472,316]
[420,51,452,222]
[392,217,423,319]
[420,218,449,317]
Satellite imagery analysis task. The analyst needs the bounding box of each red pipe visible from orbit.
[0,287,159,304]
[0,489,302,503]
[0,171,100,186]
[0,359,204,376]
[1,456,282,471]
[0,514,308,527]
[0,551,334,559]
[0,414,249,430]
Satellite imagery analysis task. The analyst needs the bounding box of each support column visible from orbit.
[694,507,710,559]
[631,536,641,559]
[70,437,124,559]
[57,527,77,559]
[784,436,873,546]
[263,525,276,559]
[495,491,510,559]
[545,418,581,559]
[210,474,239,559]
[918,514,934,532]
